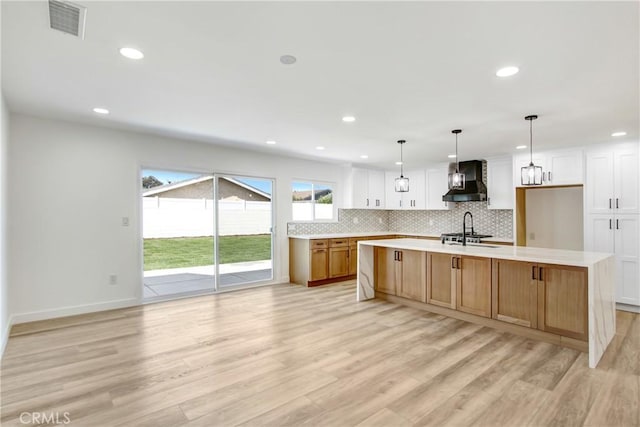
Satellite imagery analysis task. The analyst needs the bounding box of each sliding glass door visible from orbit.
[141,169,274,301]
[215,174,274,288]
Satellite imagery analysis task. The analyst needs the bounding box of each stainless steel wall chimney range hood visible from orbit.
[442,160,487,202]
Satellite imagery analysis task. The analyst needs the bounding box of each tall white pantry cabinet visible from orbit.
[585,142,640,307]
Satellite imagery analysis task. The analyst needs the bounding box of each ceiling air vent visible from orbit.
[48,0,87,39]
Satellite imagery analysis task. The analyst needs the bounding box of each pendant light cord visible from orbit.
[455,133,460,173]
[400,142,404,177]
[525,115,538,166]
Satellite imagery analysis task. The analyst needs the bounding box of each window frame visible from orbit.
[291,179,337,222]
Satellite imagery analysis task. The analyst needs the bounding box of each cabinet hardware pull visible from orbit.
[394,251,397,261]
[398,251,402,262]
[548,171,552,182]
[451,257,455,269]
[616,219,619,230]
[487,197,490,206]
[609,219,612,230]
[532,265,537,280]
[539,267,543,281]
[400,200,402,208]
[616,198,619,209]
[542,172,546,182]
[366,198,369,207]
[609,198,612,209]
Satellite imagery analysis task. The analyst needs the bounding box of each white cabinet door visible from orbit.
[368,170,386,209]
[405,169,426,210]
[584,214,615,253]
[426,167,452,210]
[548,150,583,185]
[614,215,640,305]
[384,171,403,210]
[585,151,615,214]
[487,157,514,210]
[614,147,639,214]
[351,168,369,209]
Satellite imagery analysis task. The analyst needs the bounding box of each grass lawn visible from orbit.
[144,235,271,271]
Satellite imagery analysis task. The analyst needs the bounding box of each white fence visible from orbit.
[143,197,271,238]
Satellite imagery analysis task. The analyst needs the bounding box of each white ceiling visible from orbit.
[2,1,638,170]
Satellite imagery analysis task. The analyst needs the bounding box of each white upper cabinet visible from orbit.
[486,157,514,210]
[384,170,426,210]
[586,143,639,214]
[426,166,452,210]
[514,148,583,187]
[404,169,426,210]
[348,168,385,209]
[384,171,403,210]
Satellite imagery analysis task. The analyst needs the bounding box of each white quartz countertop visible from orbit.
[289,232,513,243]
[359,238,613,268]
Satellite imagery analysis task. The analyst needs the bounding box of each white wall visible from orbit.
[8,114,346,323]
[0,96,9,353]
[526,186,584,250]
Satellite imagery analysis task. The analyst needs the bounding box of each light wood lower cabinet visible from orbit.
[427,253,491,317]
[374,247,426,302]
[537,263,588,341]
[492,259,538,328]
[427,252,456,309]
[309,248,328,281]
[328,238,349,278]
[492,259,588,341]
[456,256,492,318]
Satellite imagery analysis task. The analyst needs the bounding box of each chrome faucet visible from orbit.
[462,211,474,246]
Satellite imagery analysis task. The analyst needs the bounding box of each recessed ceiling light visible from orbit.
[395,161,403,165]
[119,47,144,60]
[265,140,277,145]
[315,146,325,150]
[280,55,297,65]
[496,66,519,77]
[92,107,109,115]
[342,116,356,122]
[611,131,627,137]
[447,154,457,158]
[360,155,369,159]
[516,145,527,149]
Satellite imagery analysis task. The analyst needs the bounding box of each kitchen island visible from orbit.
[357,238,615,368]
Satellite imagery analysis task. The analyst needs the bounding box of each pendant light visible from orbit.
[521,115,543,185]
[448,129,465,190]
[394,140,409,192]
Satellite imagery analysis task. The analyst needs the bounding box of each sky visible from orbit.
[142,169,273,195]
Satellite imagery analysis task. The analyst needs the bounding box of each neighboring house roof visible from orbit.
[143,175,271,200]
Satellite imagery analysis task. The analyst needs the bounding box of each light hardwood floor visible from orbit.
[1,282,638,426]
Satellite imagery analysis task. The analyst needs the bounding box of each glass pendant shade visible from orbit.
[448,129,465,190]
[521,115,542,186]
[449,171,465,189]
[395,176,410,192]
[521,162,543,185]
[395,140,409,192]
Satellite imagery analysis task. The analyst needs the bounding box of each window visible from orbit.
[292,181,334,221]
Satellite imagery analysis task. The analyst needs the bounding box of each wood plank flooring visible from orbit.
[1,282,638,426]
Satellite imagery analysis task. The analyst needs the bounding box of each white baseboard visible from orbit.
[616,303,640,313]
[0,314,13,358]
[10,297,140,325]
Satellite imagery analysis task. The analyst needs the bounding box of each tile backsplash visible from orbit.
[288,205,513,239]
[287,209,389,235]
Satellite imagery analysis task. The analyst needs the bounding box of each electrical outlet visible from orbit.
[529,232,535,240]
[378,217,383,224]
[353,217,359,224]
[122,217,129,226]
[109,275,117,285]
